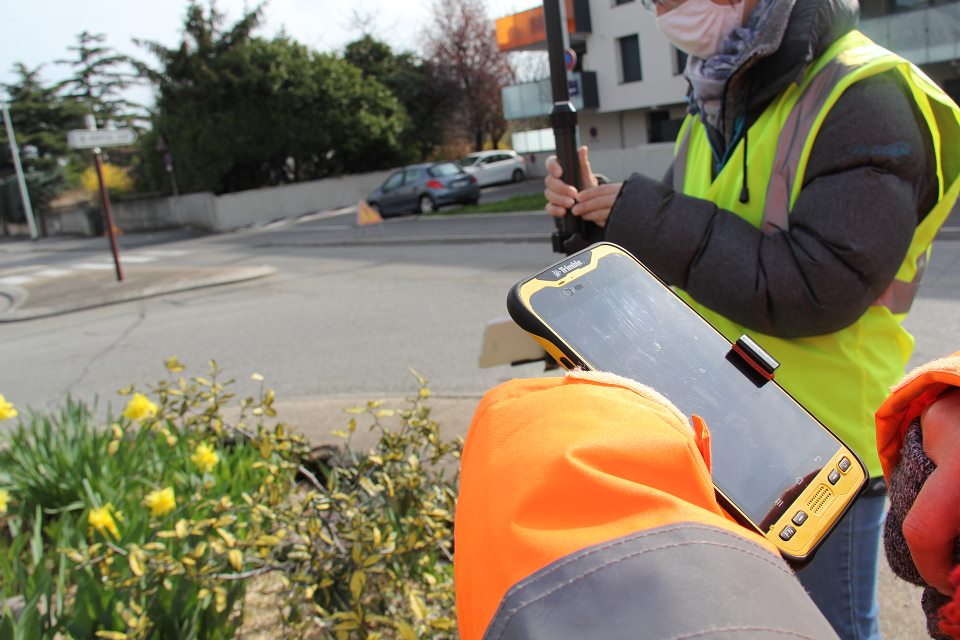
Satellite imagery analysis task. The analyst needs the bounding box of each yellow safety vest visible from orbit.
[672,30,960,476]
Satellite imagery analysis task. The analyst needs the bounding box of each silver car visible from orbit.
[457,150,527,187]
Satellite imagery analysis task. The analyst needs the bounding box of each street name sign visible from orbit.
[67,128,138,150]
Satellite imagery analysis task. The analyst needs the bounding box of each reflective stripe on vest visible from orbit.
[672,122,692,193]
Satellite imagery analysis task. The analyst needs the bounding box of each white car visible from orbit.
[457,150,527,187]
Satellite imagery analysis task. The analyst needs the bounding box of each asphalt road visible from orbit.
[0,212,557,409]
[2,212,955,409]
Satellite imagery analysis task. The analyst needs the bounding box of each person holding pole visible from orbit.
[541,0,960,637]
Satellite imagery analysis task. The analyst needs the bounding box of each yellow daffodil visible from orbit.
[123,393,158,422]
[164,356,186,372]
[88,504,120,539]
[0,395,17,421]
[191,442,219,473]
[143,487,176,517]
[0,489,10,515]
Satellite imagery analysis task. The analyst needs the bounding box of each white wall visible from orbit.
[109,169,395,233]
[214,170,391,230]
[116,192,217,231]
[579,106,678,150]
[588,143,676,182]
[584,0,688,113]
[523,142,674,184]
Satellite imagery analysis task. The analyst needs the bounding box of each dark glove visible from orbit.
[884,421,960,639]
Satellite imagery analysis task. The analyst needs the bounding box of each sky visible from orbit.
[0,0,540,105]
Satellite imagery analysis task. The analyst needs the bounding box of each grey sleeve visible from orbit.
[485,524,839,640]
[603,72,935,338]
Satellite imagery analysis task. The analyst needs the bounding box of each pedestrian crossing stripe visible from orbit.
[74,263,115,270]
[120,256,158,264]
[34,268,71,278]
[0,250,189,287]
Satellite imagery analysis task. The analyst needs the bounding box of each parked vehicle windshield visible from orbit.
[429,163,462,177]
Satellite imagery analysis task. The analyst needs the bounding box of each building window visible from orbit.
[648,109,684,144]
[673,48,688,75]
[618,34,643,83]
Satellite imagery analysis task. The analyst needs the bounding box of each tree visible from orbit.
[344,35,452,161]
[134,2,411,195]
[422,0,515,151]
[0,65,87,221]
[55,31,141,128]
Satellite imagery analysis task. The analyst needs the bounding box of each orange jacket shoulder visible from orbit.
[876,351,960,482]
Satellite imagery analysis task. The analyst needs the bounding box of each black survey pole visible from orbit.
[544,0,588,255]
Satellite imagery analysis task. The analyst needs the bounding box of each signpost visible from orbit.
[67,122,138,282]
[66,128,137,150]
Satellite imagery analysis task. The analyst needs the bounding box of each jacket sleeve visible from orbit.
[875,351,960,482]
[604,71,936,338]
[454,371,838,640]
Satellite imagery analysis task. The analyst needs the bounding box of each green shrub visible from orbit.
[0,363,462,639]
[271,373,461,638]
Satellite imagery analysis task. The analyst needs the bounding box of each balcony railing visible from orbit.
[860,3,960,66]
[502,72,599,120]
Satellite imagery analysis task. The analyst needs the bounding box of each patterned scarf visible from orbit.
[685,0,797,130]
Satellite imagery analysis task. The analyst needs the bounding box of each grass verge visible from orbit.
[429,192,547,216]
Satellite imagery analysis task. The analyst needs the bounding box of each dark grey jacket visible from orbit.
[604,0,938,338]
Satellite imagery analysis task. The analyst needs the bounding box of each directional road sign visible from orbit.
[67,128,138,150]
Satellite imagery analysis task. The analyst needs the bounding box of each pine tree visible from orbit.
[0,65,87,220]
[56,31,141,128]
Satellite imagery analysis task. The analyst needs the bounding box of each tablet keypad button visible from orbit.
[780,525,797,541]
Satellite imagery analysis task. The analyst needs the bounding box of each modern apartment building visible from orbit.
[497,0,960,156]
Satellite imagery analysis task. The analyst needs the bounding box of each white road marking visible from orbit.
[119,255,157,263]
[4,249,192,284]
[73,263,114,270]
[140,250,189,257]
[34,268,72,278]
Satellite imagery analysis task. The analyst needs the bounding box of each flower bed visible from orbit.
[0,361,461,639]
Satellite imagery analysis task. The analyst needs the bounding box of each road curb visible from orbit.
[252,233,550,248]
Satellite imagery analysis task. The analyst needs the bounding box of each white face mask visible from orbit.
[655,1,746,59]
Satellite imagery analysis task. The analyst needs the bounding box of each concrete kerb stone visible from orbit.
[256,234,549,249]
[0,265,276,322]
